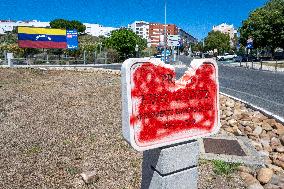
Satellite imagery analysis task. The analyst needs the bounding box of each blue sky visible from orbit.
[1,0,267,40]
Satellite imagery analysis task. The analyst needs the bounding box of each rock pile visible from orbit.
[220,95,284,189]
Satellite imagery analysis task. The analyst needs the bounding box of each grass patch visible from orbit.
[90,133,96,142]
[62,139,72,145]
[212,160,240,175]
[25,145,42,155]
[65,167,79,175]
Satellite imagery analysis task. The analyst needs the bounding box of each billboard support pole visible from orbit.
[45,49,49,64]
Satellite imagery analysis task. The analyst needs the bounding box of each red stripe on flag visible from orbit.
[18,40,67,49]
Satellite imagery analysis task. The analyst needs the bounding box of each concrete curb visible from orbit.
[220,92,284,125]
[0,66,121,76]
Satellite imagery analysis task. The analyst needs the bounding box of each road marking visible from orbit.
[220,86,284,107]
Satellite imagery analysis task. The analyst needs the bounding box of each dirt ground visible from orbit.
[0,68,245,189]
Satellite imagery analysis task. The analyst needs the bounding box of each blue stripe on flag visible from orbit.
[18,33,66,42]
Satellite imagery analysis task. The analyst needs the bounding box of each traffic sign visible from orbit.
[121,58,220,151]
[246,38,253,49]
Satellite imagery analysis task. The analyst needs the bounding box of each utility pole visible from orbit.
[164,0,167,63]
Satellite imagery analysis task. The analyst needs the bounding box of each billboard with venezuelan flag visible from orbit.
[17,27,78,49]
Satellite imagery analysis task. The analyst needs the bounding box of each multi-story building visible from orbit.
[128,21,149,40]
[0,20,50,34]
[178,28,198,46]
[148,23,178,47]
[212,23,237,47]
[84,23,118,37]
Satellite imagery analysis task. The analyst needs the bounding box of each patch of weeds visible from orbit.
[199,159,211,165]
[66,167,79,175]
[63,139,72,145]
[26,145,42,155]
[212,160,240,175]
[90,134,96,142]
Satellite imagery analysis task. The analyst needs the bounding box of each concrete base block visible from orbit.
[143,140,199,174]
[141,165,198,189]
[141,140,199,189]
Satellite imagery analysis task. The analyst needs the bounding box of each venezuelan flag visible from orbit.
[18,27,67,49]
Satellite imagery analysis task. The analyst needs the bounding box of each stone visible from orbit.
[257,168,274,184]
[270,174,284,187]
[224,127,234,133]
[276,127,284,135]
[248,183,264,189]
[245,126,253,133]
[252,141,263,151]
[239,172,259,185]
[225,99,235,108]
[237,166,253,174]
[224,110,233,117]
[261,139,272,152]
[252,117,262,123]
[266,164,283,173]
[265,158,273,165]
[228,119,238,127]
[273,159,284,169]
[274,123,284,135]
[234,109,243,115]
[80,171,99,184]
[276,146,284,153]
[267,131,277,139]
[262,123,273,131]
[263,119,277,127]
[263,183,280,189]
[254,126,263,136]
[271,137,281,148]
[233,127,243,136]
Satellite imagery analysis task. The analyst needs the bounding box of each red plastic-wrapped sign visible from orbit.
[121,58,220,151]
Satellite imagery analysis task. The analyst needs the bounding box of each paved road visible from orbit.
[218,65,284,118]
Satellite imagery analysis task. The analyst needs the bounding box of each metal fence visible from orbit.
[0,51,113,66]
[219,59,284,73]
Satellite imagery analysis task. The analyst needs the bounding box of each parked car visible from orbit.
[217,53,237,61]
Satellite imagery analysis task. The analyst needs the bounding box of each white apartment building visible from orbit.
[84,23,118,37]
[212,23,237,47]
[0,20,50,34]
[128,21,149,40]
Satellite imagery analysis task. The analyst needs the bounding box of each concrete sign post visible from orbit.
[121,58,220,188]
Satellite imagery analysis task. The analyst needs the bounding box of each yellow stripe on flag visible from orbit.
[18,27,66,35]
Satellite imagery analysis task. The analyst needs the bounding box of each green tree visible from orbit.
[50,19,86,33]
[239,0,284,55]
[204,31,230,55]
[104,29,147,60]
[191,42,204,53]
